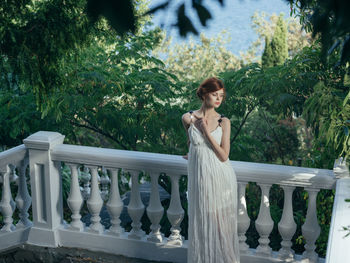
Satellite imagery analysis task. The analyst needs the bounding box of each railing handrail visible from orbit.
[51,144,188,173]
[0,144,27,172]
[51,143,336,190]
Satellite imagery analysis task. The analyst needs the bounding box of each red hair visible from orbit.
[196,77,226,101]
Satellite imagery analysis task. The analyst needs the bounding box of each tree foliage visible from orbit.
[0,88,59,149]
[261,15,288,68]
[288,0,350,160]
[235,12,313,65]
[289,0,350,66]
[0,0,152,110]
[0,0,96,107]
[46,27,188,154]
[271,15,288,65]
[154,31,241,82]
[262,36,274,67]
[218,47,319,163]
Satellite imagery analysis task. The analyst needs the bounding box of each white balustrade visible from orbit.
[0,145,31,252]
[67,163,84,231]
[86,165,104,234]
[0,131,340,263]
[146,171,164,243]
[166,174,184,246]
[302,188,321,262]
[106,168,124,236]
[0,165,15,232]
[255,183,274,256]
[15,159,32,228]
[237,182,250,254]
[277,185,297,260]
[126,169,145,239]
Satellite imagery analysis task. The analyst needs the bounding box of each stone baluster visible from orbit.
[126,169,145,239]
[0,165,16,232]
[100,167,110,201]
[302,188,321,262]
[237,182,250,254]
[15,159,32,228]
[146,171,164,243]
[80,167,91,200]
[106,168,124,236]
[9,164,18,183]
[86,166,104,234]
[8,164,17,214]
[255,183,274,256]
[278,185,297,260]
[67,163,84,231]
[167,174,184,246]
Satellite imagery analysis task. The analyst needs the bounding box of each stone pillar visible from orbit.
[23,131,65,247]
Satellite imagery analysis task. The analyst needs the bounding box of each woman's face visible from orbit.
[204,89,224,108]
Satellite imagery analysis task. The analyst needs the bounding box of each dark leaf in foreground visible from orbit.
[86,0,136,35]
[176,4,198,37]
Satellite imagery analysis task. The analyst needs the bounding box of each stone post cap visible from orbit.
[333,157,349,179]
[23,131,65,150]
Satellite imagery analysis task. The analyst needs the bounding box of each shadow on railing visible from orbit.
[0,131,346,263]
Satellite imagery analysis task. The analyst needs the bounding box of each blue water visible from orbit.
[150,0,291,55]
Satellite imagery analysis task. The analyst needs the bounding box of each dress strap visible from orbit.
[218,114,224,125]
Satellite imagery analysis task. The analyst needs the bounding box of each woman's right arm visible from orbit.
[181,113,191,158]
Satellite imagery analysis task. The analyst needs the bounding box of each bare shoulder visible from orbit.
[182,111,192,126]
[221,117,231,129]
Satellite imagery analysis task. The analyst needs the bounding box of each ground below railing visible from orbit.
[0,244,168,263]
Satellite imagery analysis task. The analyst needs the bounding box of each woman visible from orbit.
[182,77,240,263]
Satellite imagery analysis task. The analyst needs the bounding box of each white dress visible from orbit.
[187,116,240,263]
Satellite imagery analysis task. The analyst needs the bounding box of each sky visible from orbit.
[149,0,292,55]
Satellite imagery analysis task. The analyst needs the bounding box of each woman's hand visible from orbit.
[193,114,210,137]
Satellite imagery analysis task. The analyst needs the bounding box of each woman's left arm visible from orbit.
[204,118,231,162]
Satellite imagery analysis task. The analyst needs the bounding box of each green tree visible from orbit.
[289,0,350,161]
[237,12,313,64]
[271,14,288,65]
[262,36,274,67]
[0,0,96,108]
[235,109,299,164]
[0,0,156,149]
[0,88,60,149]
[44,26,188,154]
[261,14,288,68]
[0,0,150,111]
[290,0,350,66]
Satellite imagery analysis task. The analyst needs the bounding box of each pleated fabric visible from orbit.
[187,123,240,263]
